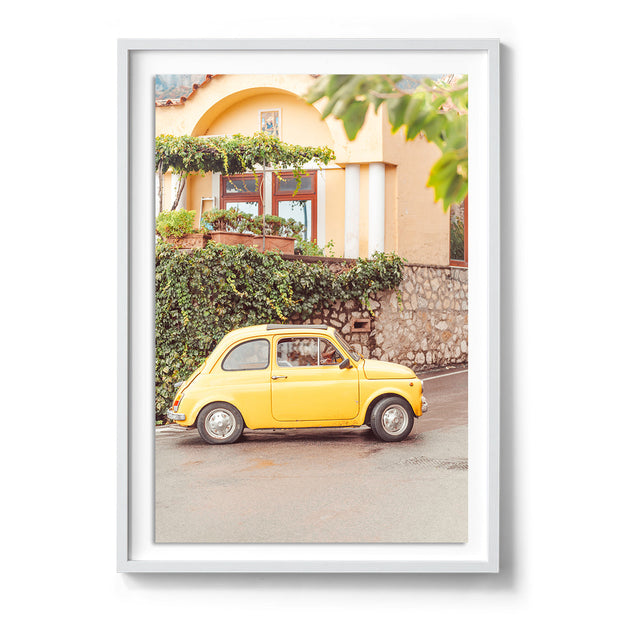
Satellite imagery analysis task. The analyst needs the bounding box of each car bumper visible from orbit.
[167,409,186,421]
[421,396,429,413]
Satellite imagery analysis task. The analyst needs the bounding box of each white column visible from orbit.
[170,173,187,211]
[211,173,221,210]
[262,171,272,215]
[155,173,161,216]
[344,164,361,258]
[368,163,385,256]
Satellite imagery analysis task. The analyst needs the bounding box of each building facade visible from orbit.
[155,74,465,266]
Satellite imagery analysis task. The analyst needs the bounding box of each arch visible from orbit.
[191,86,336,152]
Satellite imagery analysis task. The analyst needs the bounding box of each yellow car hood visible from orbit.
[362,359,416,380]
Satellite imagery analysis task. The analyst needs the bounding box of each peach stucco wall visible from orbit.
[323,168,345,255]
[382,109,450,265]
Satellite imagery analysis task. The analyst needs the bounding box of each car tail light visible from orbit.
[172,393,185,413]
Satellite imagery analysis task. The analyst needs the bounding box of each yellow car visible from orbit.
[167,324,428,444]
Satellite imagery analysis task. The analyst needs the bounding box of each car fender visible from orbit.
[183,387,272,428]
[182,395,235,427]
[360,381,423,421]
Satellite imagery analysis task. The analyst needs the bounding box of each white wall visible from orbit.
[2,3,619,619]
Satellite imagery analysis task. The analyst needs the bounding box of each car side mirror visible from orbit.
[339,358,351,369]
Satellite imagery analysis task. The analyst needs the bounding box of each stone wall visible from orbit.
[304,263,468,371]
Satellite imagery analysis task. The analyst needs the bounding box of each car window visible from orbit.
[222,338,270,371]
[319,338,344,366]
[334,332,360,361]
[276,337,345,367]
[277,337,318,367]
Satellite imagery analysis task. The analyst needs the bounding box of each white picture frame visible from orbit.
[118,38,500,573]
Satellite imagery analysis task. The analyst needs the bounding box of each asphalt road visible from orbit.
[155,366,468,543]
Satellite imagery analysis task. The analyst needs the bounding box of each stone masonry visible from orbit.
[301,263,468,371]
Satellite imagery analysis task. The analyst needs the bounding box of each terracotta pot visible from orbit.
[165,233,207,249]
[207,231,257,247]
[251,235,296,254]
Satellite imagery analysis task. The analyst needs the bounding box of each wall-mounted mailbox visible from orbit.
[350,318,372,333]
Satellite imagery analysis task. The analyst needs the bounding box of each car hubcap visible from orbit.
[205,409,235,439]
[381,405,407,435]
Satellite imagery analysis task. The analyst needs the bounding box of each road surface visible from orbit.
[155,366,468,543]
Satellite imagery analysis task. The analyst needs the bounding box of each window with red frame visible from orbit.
[272,171,317,242]
[220,174,263,217]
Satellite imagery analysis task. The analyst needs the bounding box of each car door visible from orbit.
[271,336,359,421]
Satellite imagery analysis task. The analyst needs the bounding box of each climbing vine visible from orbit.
[155,132,336,212]
[155,241,404,421]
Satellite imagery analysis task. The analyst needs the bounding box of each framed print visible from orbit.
[118,38,500,572]
[259,108,281,137]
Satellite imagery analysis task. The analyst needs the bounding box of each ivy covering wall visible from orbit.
[155,241,404,421]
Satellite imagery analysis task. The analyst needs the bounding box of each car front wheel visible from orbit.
[369,396,414,442]
[197,403,244,445]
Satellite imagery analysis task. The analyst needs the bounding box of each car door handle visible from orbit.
[271,375,288,380]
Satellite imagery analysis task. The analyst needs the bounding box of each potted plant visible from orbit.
[201,208,257,247]
[201,209,301,254]
[250,215,302,254]
[156,210,206,249]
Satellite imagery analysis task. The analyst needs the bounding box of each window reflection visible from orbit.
[276,337,344,367]
[225,201,259,217]
[319,338,344,366]
[225,177,260,194]
[222,339,270,371]
[277,200,312,240]
[276,175,313,193]
[277,337,318,367]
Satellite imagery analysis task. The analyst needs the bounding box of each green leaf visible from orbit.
[421,114,445,145]
[387,95,411,131]
[427,152,468,210]
[341,100,369,140]
[403,96,429,140]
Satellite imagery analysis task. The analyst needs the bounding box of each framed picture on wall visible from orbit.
[259,108,280,137]
[118,38,500,573]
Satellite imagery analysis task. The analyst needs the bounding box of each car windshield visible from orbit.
[334,332,360,362]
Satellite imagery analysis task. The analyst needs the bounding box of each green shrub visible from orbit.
[200,208,245,232]
[295,239,324,256]
[450,206,465,261]
[156,209,195,239]
[201,209,306,239]
[155,242,404,420]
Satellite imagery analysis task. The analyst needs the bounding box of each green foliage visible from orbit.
[156,132,336,213]
[200,208,305,238]
[295,238,324,256]
[156,132,335,179]
[155,209,195,239]
[201,208,250,233]
[305,75,468,211]
[450,204,465,261]
[155,242,405,420]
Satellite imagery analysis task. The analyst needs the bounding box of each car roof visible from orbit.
[203,324,345,373]
[227,324,334,339]
[206,324,337,367]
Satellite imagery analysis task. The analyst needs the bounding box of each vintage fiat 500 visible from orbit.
[167,324,428,444]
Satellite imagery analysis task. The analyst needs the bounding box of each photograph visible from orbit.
[153,72,470,544]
